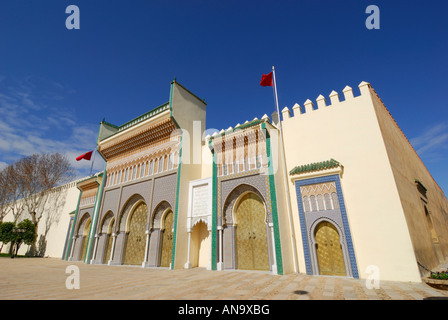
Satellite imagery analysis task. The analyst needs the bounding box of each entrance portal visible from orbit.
[191,221,210,268]
[236,193,269,271]
[123,202,148,266]
[160,210,174,267]
[315,221,346,276]
[80,218,91,262]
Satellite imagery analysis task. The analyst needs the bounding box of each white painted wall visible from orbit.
[1,180,81,258]
[281,82,421,282]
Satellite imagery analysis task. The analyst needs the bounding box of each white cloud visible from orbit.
[410,122,448,161]
[0,76,102,177]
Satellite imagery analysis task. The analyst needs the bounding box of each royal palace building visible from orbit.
[4,80,448,283]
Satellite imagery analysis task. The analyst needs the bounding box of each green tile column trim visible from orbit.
[209,139,217,270]
[85,169,106,264]
[61,216,74,260]
[170,133,183,270]
[263,123,283,275]
[64,191,82,260]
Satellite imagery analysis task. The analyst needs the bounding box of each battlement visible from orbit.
[277,81,372,123]
[204,81,372,140]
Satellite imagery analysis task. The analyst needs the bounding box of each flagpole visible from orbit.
[89,147,97,176]
[271,66,299,274]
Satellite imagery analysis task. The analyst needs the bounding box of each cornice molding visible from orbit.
[99,118,178,160]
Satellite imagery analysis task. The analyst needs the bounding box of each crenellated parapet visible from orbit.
[204,81,373,141]
[279,81,372,122]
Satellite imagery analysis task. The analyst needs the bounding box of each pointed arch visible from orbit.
[312,219,347,276]
[117,194,146,233]
[77,212,92,262]
[99,211,115,234]
[123,201,148,266]
[222,183,266,227]
[76,212,91,236]
[151,201,172,230]
[100,212,115,265]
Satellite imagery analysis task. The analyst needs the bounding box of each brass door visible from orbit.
[124,203,148,265]
[315,221,346,276]
[236,193,269,271]
[80,218,91,261]
[160,210,174,267]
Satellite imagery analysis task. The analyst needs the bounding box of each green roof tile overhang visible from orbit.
[289,159,341,176]
[116,102,170,133]
[208,118,267,140]
[76,172,103,191]
[98,102,171,143]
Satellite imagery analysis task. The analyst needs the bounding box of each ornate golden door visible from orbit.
[160,210,174,267]
[80,218,91,261]
[315,221,346,276]
[236,193,269,271]
[124,203,148,265]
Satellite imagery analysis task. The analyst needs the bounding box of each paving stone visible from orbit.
[1,258,448,300]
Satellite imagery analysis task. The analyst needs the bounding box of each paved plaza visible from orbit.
[1,257,448,300]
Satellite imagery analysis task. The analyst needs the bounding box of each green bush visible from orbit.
[0,220,36,256]
[0,222,15,246]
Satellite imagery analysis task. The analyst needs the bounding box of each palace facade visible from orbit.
[7,79,448,283]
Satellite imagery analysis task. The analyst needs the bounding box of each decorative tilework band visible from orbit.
[294,174,358,278]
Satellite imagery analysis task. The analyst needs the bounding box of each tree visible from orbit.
[0,220,37,257]
[0,171,9,222]
[11,219,36,257]
[1,164,26,224]
[0,222,15,254]
[1,153,74,256]
[16,153,74,255]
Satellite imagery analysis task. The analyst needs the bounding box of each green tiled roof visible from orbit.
[98,102,170,142]
[209,118,266,140]
[116,102,170,133]
[289,158,341,175]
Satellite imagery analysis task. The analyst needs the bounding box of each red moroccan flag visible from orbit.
[76,150,93,161]
[260,72,273,87]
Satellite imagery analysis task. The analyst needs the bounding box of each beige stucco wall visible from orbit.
[1,180,80,258]
[42,183,80,258]
[4,79,445,284]
[280,82,422,282]
[174,162,203,269]
[170,81,208,269]
[190,221,210,268]
[369,87,448,273]
[201,142,213,179]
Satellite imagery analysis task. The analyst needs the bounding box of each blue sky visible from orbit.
[0,0,447,195]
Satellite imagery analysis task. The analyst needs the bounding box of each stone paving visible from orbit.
[1,257,448,300]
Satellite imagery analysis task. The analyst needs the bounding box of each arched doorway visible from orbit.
[123,202,148,266]
[103,217,115,264]
[191,220,210,268]
[79,217,91,262]
[160,210,174,267]
[236,193,269,271]
[314,221,346,276]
